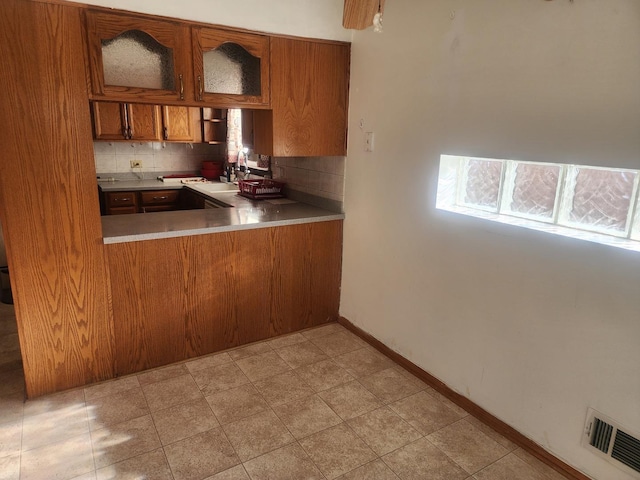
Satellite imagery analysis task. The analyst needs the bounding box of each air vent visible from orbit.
[583,408,640,478]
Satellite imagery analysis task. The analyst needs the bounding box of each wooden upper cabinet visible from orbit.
[192,27,270,107]
[85,11,193,103]
[92,102,160,141]
[254,37,350,157]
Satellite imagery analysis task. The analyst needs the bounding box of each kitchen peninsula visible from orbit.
[0,0,349,397]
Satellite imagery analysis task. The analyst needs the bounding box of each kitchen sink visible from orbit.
[187,182,240,195]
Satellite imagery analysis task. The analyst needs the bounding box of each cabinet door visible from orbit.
[255,38,350,157]
[92,101,127,140]
[125,104,161,141]
[85,10,193,103]
[192,27,270,107]
[161,106,198,142]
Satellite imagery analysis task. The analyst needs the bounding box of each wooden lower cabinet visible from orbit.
[105,220,342,375]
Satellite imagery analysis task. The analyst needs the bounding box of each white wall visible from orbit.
[341,1,640,480]
[82,0,350,41]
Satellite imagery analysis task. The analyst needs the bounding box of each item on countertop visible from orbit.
[201,160,224,180]
[238,179,285,200]
[158,175,205,183]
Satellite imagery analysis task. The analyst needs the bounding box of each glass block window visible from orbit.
[203,43,261,96]
[509,163,560,220]
[436,155,640,252]
[102,30,175,90]
[561,167,637,235]
[461,158,503,210]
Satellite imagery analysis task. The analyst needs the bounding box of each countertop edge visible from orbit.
[102,213,345,244]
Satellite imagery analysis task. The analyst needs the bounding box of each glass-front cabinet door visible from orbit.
[192,28,270,107]
[85,11,193,103]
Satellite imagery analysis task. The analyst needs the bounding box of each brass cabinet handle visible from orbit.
[163,126,169,140]
[114,197,131,202]
[198,75,203,102]
[152,196,168,201]
[127,126,133,139]
[179,74,184,100]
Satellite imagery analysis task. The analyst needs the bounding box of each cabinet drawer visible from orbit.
[106,191,137,208]
[140,190,180,205]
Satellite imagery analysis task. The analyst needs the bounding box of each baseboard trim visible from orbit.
[337,316,592,480]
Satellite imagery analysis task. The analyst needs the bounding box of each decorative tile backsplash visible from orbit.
[93,141,224,178]
[271,156,346,205]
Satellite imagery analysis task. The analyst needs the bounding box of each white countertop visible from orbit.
[100,186,344,244]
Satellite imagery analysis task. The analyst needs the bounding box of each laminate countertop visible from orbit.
[100,181,344,244]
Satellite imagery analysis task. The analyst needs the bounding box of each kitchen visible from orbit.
[0,1,638,480]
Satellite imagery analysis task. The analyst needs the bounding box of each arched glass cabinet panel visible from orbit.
[202,43,261,96]
[102,30,175,90]
[193,28,270,107]
[86,11,192,102]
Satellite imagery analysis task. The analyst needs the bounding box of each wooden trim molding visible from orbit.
[338,316,592,480]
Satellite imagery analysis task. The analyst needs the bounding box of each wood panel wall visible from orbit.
[106,221,342,375]
[0,0,115,397]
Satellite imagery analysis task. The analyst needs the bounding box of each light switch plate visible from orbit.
[365,132,374,152]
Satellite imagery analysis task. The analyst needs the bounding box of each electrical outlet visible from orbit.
[130,160,142,168]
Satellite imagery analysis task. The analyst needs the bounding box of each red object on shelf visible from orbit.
[238,179,285,199]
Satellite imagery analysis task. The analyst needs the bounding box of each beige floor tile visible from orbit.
[359,368,425,404]
[464,416,518,451]
[222,409,294,462]
[310,331,367,357]
[20,431,95,480]
[274,341,328,369]
[347,406,422,456]
[300,323,346,341]
[253,371,314,407]
[0,420,21,458]
[473,452,551,480]
[227,342,272,361]
[142,374,203,412]
[295,359,355,393]
[334,348,394,378]
[429,390,469,418]
[0,453,20,480]
[86,387,149,431]
[382,437,468,480]
[243,443,324,480]
[152,397,219,446]
[0,391,25,425]
[91,415,161,469]
[335,458,400,479]
[266,332,307,350]
[234,351,291,382]
[205,464,250,479]
[22,390,90,451]
[427,418,509,474]
[389,391,467,435]
[513,448,568,480]
[68,473,97,480]
[137,363,190,385]
[273,394,342,439]
[185,352,233,374]
[164,428,240,480]
[318,380,381,420]
[191,362,251,396]
[95,448,172,480]
[299,423,377,480]
[84,376,140,402]
[205,383,269,425]
[0,369,24,397]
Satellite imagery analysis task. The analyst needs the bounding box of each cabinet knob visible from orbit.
[198,75,203,102]
[179,74,184,101]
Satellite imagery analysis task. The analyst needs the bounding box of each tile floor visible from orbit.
[0,302,568,480]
